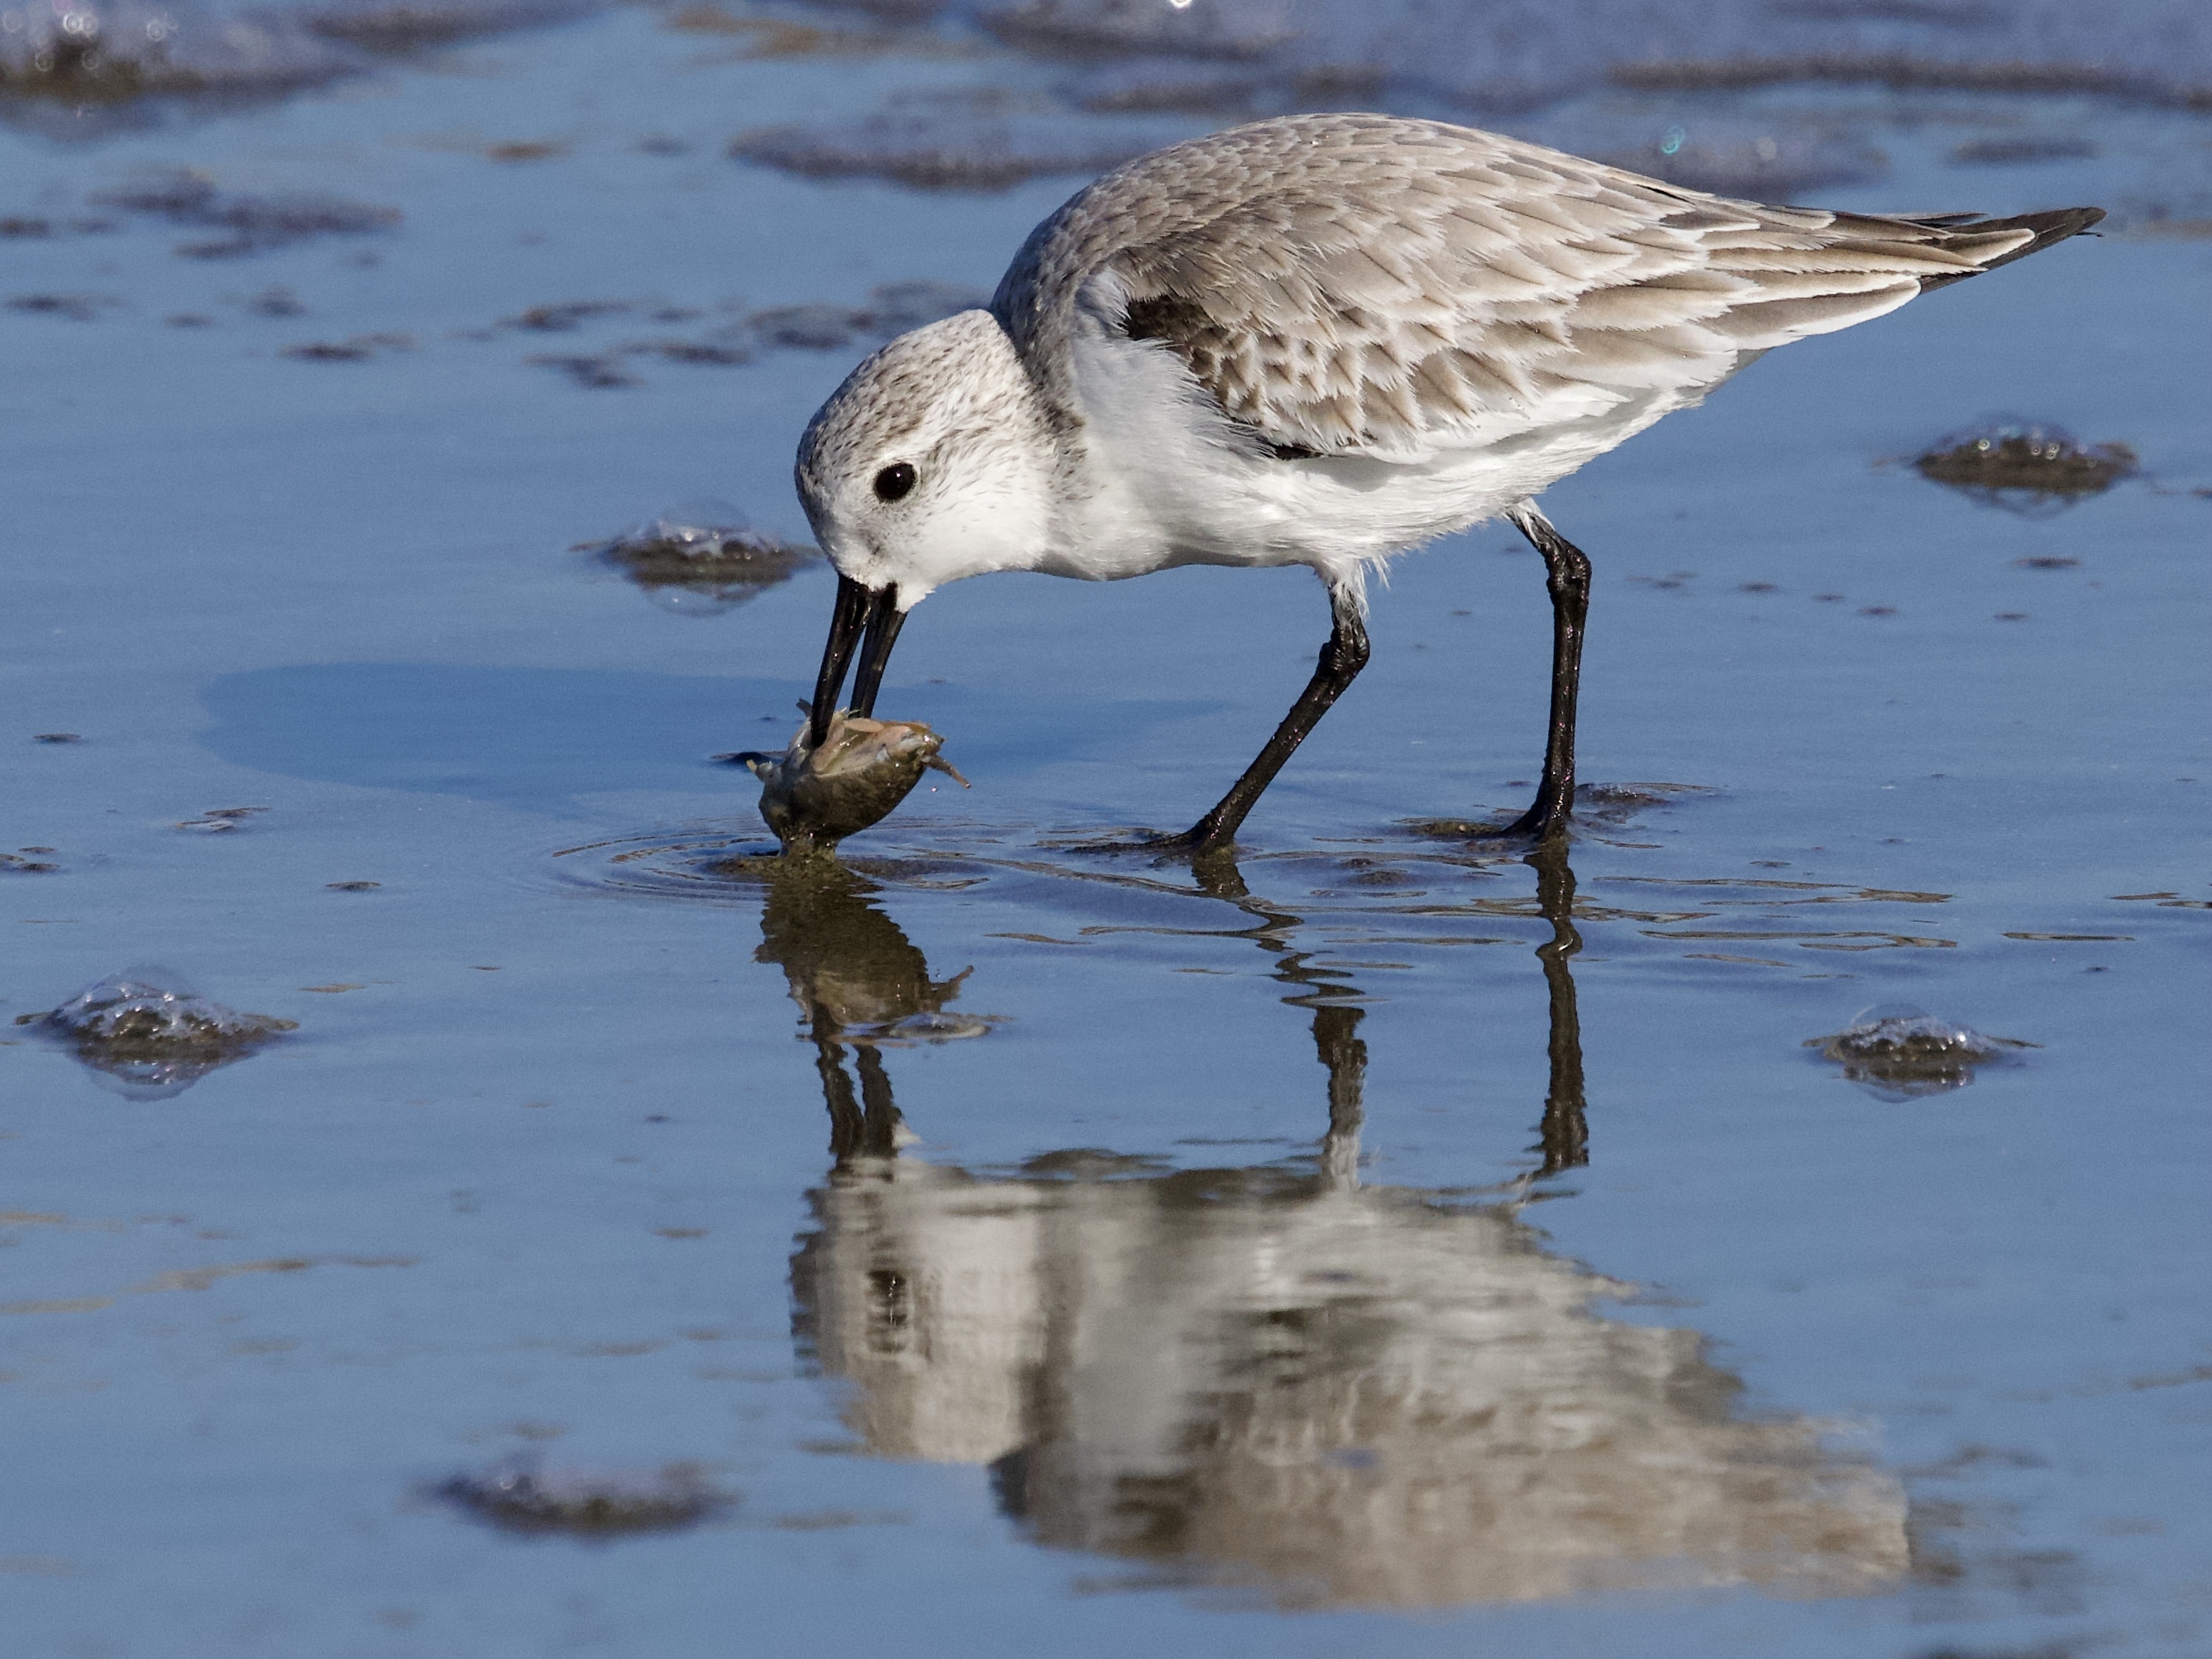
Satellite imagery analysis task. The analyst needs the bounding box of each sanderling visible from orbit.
[793,112,2100,850]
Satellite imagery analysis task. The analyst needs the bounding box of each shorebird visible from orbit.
[794,112,2100,850]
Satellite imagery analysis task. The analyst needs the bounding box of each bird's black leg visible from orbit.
[1156,579,1369,855]
[1491,503,1593,842]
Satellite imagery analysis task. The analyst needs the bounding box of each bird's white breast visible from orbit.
[1047,313,1733,593]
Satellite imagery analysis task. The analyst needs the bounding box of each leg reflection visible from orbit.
[1530,839,1589,1175]
[1193,843,1587,1183]
[1313,1003,1366,1189]
[1189,853,1369,1183]
[819,1038,903,1165]
[815,1038,863,1159]
[853,1045,901,1158]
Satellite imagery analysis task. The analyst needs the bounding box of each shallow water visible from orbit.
[3,3,2211,1654]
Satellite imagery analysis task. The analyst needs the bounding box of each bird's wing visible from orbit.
[992,114,2073,461]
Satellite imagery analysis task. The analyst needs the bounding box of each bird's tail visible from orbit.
[1888,206,2106,290]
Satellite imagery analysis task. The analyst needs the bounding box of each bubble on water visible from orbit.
[18,970,296,1098]
[1912,421,2138,516]
[579,507,819,614]
[1809,1002,2028,1100]
[435,1460,726,1537]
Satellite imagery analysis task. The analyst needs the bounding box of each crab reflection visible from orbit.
[767,849,1905,1609]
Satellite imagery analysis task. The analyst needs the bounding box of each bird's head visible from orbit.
[793,309,1056,745]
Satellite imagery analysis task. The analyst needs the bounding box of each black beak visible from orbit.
[849,586,906,720]
[808,576,902,748]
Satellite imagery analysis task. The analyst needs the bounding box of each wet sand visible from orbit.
[2,7,2210,1654]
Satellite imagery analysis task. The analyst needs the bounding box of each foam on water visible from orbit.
[580,509,820,615]
[1912,418,2141,514]
[434,1460,729,1536]
[18,971,296,1098]
[1809,1000,2030,1098]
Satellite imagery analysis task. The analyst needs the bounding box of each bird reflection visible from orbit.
[767,850,1906,1609]
[754,859,988,1161]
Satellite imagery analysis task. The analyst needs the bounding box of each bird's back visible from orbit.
[993,113,2100,470]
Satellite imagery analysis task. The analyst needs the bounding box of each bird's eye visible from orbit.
[872,462,918,503]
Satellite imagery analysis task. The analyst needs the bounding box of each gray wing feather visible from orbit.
[992,114,2093,461]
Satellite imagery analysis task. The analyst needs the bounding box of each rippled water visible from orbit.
[2,2,2210,1653]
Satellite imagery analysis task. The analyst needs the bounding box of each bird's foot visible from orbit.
[1467,790,1573,844]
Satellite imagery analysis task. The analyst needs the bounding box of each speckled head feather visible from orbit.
[795,308,1058,601]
